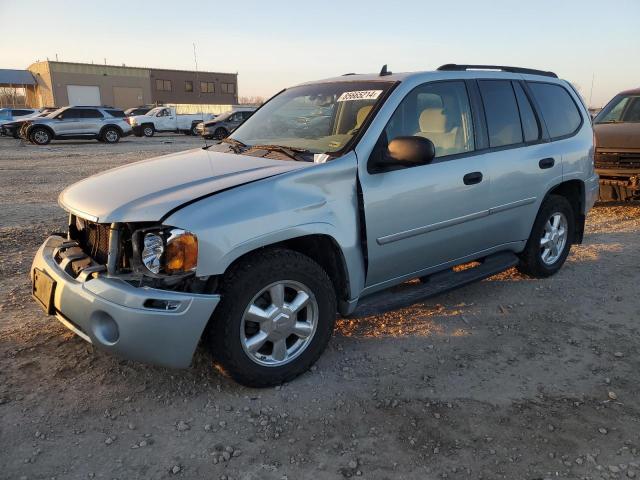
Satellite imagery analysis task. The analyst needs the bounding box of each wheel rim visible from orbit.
[33,130,49,144]
[240,280,318,367]
[105,130,118,142]
[144,127,153,136]
[540,212,568,265]
[215,129,227,140]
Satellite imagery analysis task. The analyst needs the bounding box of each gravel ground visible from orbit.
[1,135,639,480]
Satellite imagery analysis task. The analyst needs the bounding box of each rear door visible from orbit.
[477,79,564,245]
[358,80,494,289]
[79,108,104,134]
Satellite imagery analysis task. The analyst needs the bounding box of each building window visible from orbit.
[156,79,172,91]
[200,81,215,93]
[221,83,235,94]
[185,81,193,92]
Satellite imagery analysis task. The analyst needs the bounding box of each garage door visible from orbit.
[113,86,143,109]
[67,85,101,106]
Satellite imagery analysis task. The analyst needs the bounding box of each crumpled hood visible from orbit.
[594,123,640,151]
[59,148,311,223]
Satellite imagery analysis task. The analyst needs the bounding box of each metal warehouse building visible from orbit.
[22,61,238,109]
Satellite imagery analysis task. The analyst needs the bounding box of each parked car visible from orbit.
[593,87,640,201]
[0,107,41,128]
[1,107,57,138]
[31,64,598,386]
[124,105,156,117]
[20,106,132,145]
[128,106,215,137]
[196,108,256,139]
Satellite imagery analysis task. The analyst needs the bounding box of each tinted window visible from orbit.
[105,109,125,118]
[58,108,82,120]
[383,81,475,158]
[478,80,523,148]
[528,82,582,139]
[513,83,540,142]
[12,109,33,116]
[81,109,103,118]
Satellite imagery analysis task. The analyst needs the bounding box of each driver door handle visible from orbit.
[463,171,483,185]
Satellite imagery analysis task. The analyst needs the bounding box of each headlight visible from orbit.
[140,228,198,275]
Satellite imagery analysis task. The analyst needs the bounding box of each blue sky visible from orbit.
[1,0,638,106]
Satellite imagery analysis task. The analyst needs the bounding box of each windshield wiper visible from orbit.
[250,144,312,161]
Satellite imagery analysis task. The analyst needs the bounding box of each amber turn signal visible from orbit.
[165,232,198,273]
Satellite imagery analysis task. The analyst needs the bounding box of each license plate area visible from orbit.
[33,268,56,314]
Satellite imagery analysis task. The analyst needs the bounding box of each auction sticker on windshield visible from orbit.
[337,90,383,102]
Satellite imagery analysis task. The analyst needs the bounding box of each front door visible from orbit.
[155,108,175,131]
[54,108,85,135]
[358,80,493,290]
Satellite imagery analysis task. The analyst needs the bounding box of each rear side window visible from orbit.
[105,109,125,118]
[81,109,103,119]
[513,83,540,142]
[528,82,582,139]
[478,80,523,148]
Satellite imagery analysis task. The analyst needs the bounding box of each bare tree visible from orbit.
[238,95,265,105]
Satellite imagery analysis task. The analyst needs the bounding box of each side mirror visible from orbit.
[381,136,435,167]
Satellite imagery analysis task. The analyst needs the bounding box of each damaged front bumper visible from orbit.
[31,235,220,368]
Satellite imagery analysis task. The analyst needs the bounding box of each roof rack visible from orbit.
[437,64,558,78]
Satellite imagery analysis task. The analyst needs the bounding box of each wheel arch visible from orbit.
[28,123,55,138]
[216,232,354,315]
[99,124,124,136]
[543,179,586,244]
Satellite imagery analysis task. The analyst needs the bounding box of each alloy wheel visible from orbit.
[240,280,318,367]
[540,212,568,265]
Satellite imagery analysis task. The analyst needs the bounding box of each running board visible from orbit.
[349,252,519,318]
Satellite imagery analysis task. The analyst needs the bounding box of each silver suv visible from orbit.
[21,106,132,145]
[31,64,598,386]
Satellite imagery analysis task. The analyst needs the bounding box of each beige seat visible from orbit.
[415,108,460,156]
[348,105,373,134]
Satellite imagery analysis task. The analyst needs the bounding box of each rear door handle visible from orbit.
[463,171,483,185]
[539,157,555,169]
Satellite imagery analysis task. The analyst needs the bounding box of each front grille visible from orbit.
[595,151,640,169]
[73,219,111,265]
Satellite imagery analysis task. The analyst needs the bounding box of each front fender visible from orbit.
[164,153,365,300]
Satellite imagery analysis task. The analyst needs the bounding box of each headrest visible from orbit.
[419,108,447,133]
[356,105,373,128]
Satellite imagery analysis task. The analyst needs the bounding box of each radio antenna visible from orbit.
[193,42,208,148]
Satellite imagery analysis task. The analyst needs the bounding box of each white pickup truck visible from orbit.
[128,107,215,137]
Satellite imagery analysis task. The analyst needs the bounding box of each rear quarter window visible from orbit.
[528,82,582,139]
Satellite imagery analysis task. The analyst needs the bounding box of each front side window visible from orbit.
[382,81,474,158]
[230,81,394,154]
[528,82,582,138]
[57,108,82,120]
[478,80,523,148]
[595,95,640,123]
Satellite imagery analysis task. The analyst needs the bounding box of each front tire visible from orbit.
[29,127,51,145]
[190,124,199,136]
[517,195,575,278]
[142,125,155,137]
[209,248,337,387]
[213,127,228,140]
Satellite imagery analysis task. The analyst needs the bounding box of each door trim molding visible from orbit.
[376,197,536,246]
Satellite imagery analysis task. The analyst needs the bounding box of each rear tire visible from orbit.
[209,248,337,387]
[29,127,51,145]
[517,195,575,278]
[101,127,120,144]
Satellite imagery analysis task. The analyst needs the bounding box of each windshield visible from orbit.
[229,81,394,154]
[595,95,640,123]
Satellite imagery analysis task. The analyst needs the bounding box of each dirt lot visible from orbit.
[1,135,639,480]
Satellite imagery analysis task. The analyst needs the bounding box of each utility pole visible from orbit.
[589,73,595,108]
